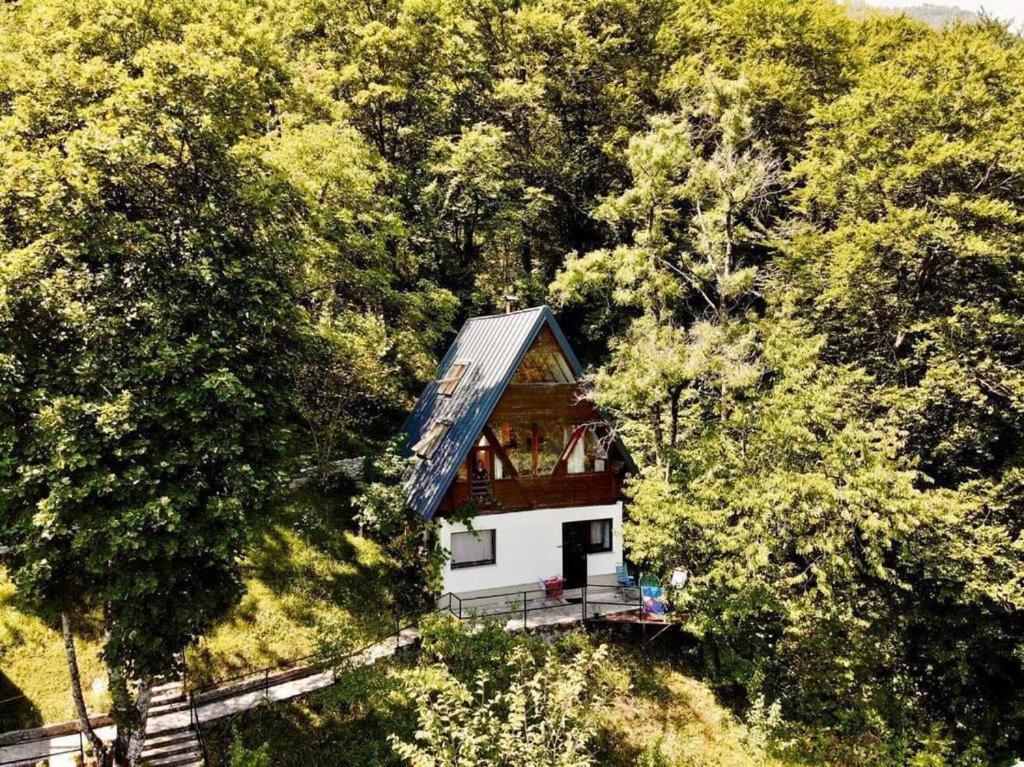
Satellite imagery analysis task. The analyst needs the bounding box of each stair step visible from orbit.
[146,751,203,767]
[151,682,184,697]
[143,742,200,760]
[149,699,191,716]
[144,731,196,749]
[145,723,195,739]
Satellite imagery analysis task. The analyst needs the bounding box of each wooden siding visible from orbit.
[490,383,599,423]
[439,472,621,514]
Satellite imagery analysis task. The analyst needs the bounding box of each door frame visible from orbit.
[561,521,588,589]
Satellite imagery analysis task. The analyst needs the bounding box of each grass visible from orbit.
[596,637,790,767]
[0,573,109,729]
[0,485,402,727]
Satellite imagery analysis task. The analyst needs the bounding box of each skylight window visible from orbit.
[437,361,470,397]
[412,420,451,458]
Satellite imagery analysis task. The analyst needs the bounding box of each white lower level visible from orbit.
[437,502,624,595]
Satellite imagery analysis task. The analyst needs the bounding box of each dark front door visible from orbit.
[562,521,587,589]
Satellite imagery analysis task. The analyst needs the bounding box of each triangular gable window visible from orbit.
[438,361,470,397]
[412,419,451,458]
[512,326,575,383]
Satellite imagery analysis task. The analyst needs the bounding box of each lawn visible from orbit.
[0,572,109,729]
[0,485,402,728]
[596,636,788,767]
[185,501,403,686]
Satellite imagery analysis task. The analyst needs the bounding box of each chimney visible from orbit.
[504,295,520,314]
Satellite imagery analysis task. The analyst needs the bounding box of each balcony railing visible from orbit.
[444,471,619,512]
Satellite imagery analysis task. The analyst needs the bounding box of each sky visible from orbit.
[872,0,1021,26]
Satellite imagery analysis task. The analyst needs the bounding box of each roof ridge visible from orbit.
[463,305,548,321]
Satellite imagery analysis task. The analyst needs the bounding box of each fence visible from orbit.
[439,582,643,629]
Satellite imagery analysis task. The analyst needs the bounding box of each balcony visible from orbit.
[442,471,620,513]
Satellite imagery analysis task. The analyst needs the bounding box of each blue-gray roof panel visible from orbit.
[401,307,583,519]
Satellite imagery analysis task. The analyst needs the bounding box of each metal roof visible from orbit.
[400,306,584,520]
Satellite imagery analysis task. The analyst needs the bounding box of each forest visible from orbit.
[0,0,1022,765]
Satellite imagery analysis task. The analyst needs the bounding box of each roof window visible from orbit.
[412,419,451,458]
[438,361,470,396]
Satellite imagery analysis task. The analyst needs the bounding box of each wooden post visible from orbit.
[531,424,539,475]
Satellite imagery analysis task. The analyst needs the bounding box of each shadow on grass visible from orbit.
[0,669,42,733]
[247,524,399,621]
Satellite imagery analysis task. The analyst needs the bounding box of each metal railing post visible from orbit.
[458,596,462,620]
[264,668,270,700]
[582,585,587,621]
[523,591,528,630]
[79,729,84,764]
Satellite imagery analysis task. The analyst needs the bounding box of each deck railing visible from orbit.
[438,582,642,629]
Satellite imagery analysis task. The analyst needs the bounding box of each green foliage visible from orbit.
[391,639,610,767]
[0,5,305,743]
[353,445,444,609]
[228,735,273,767]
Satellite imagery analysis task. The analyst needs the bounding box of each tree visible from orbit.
[551,78,781,472]
[0,1,302,761]
[779,18,1024,759]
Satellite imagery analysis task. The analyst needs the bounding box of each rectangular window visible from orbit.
[450,530,496,568]
[438,361,470,396]
[412,420,450,458]
[585,519,612,553]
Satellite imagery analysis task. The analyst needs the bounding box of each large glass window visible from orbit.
[534,424,562,475]
[450,530,496,568]
[484,421,609,476]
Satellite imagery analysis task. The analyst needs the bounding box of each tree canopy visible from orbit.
[0,0,1022,764]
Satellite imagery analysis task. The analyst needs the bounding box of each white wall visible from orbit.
[438,502,623,595]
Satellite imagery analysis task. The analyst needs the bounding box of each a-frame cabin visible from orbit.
[402,306,633,598]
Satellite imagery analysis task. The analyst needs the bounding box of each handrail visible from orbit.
[189,606,425,695]
[188,690,208,765]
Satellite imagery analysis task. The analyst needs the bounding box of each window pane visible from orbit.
[535,424,562,475]
[491,421,528,475]
[566,427,585,474]
[451,530,495,567]
[586,520,612,552]
[412,421,449,458]
[438,361,469,396]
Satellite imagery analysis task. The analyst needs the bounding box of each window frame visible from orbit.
[438,360,470,397]
[412,419,451,459]
[584,519,613,554]
[450,529,497,569]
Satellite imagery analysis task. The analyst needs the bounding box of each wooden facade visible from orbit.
[436,338,626,515]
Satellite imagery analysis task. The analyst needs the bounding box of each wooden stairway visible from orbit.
[141,682,203,767]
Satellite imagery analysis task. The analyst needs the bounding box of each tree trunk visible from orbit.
[61,612,109,763]
[109,662,131,766]
[125,677,154,767]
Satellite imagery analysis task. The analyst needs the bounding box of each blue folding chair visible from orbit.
[616,564,635,588]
